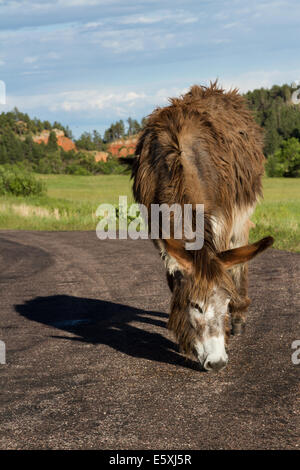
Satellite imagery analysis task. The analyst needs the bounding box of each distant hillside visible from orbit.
[74,117,143,156]
[1,84,300,175]
[0,107,73,139]
[244,83,300,155]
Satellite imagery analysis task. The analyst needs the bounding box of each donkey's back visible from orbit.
[133,83,265,222]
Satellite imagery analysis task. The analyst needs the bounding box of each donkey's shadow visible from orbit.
[15,295,200,370]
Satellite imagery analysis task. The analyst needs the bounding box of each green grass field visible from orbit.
[250,178,300,252]
[0,175,299,252]
[38,174,135,205]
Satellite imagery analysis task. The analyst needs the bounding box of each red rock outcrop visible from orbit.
[107,137,137,157]
[32,130,137,161]
[94,151,109,162]
[32,129,76,152]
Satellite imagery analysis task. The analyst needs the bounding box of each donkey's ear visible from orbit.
[217,236,274,269]
[164,239,194,275]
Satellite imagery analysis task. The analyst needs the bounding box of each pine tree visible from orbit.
[47,131,58,152]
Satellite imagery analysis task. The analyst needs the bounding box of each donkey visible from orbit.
[130,82,274,371]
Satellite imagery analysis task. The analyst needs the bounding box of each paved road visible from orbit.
[0,230,299,449]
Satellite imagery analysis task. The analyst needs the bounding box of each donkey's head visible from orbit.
[166,236,274,371]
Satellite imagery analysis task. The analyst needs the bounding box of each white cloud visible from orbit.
[212,38,231,44]
[4,0,107,10]
[57,0,108,5]
[89,25,186,53]
[99,37,145,53]
[47,52,60,59]
[221,69,300,93]
[58,90,147,112]
[24,56,39,64]
[84,21,103,28]
[223,22,240,29]
[6,72,300,119]
[119,10,199,25]
[1,0,299,133]
[6,85,188,117]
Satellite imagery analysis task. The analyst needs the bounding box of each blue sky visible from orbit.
[0,0,299,137]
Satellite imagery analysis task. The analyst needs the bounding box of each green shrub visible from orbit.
[34,151,64,174]
[266,138,300,177]
[65,163,91,175]
[265,153,285,177]
[0,165,45,196]
[96,157,129,175]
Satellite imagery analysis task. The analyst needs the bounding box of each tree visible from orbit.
[47,131,58,152]
[92,130,103,150]
[76,132,95,150]
[0,144,8,164]
[64,125,74,140]
[104,120,125,142]
[127,117,140,136]
[245,83,300,156]
[266,137,300,177]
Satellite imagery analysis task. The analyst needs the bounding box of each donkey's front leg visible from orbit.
[228,218,254,334]
[168,295,198,360]
[165,266,198,357]
[228,262,250,334]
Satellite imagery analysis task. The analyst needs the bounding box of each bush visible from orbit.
[0,165,45,196]
[34,151,64,174]
[65,163,91,175]
[265,153,284,177]
[266,138,300,177]
[96,157,130,175]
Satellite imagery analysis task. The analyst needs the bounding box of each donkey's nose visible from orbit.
[204,358,227,372]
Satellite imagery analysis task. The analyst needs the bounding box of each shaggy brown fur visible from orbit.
[131,82,273,359]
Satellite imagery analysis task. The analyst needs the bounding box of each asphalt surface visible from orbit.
[0,230,299,450]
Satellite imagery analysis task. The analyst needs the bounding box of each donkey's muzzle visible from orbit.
[204,358,227,372]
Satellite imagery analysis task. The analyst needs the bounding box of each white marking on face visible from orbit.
[203,335,228,370]
[189,288,229,369]
[194,336,228,368]
[195,335,228,370]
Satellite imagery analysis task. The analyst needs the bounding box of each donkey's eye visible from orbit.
[190,302,203,314]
